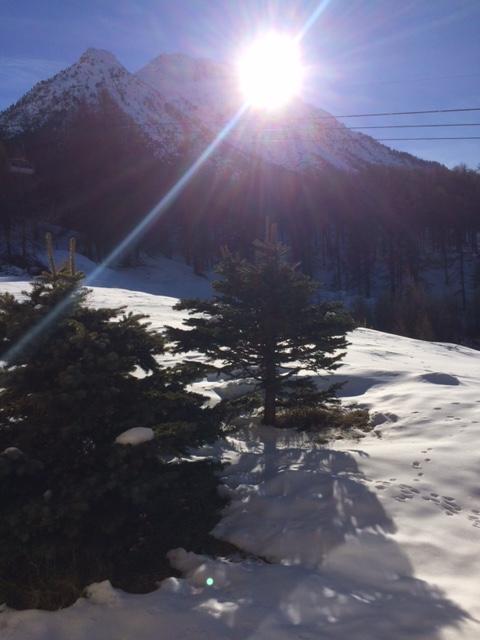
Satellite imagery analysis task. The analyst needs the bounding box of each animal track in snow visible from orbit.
[468,512,480,528]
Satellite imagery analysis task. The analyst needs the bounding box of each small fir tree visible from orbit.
[167,231,354,426]
[0,242,220,608]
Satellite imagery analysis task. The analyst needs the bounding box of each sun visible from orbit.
[238,32,304,110]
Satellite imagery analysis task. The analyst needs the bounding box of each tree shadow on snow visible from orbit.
[203,437,472,639]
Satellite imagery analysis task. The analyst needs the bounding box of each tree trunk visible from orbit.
[263,385,277,426]
[4,217,12,259]
[21,219,27,261]
[441,234,449,286]
[458,243,466,311]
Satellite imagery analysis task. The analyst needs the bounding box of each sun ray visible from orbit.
[0,3,331,363]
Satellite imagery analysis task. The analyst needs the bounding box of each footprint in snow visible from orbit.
[401,484,420,493]
[441,500,461,514]
[468,513,480,528]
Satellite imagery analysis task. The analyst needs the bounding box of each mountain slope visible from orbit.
[0,48,202,159]
[0,48,303,263]
[0,48,429,174]
[137,52,427,172]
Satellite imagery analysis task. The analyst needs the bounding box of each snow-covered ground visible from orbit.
[1,274,480,640]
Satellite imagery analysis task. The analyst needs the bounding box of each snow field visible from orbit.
[1,281,480,639]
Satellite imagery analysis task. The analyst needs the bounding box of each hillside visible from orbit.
[0,49,479,347]
[0,48,426,174]
[0,48,201,158]
[1,276,479,639]
[137,52,426,172]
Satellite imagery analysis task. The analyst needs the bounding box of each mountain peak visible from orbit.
[78,48,122,69]
[138,52,228,83]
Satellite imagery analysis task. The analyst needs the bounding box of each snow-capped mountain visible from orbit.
[0,48,427,173]
[137,53,424,172]
[0,48,204,159]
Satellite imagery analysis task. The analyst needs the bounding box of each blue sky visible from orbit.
[1,0,479,168]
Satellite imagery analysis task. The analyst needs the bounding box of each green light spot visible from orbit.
[206,577,214,587]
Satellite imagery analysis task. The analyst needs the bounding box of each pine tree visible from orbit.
[167,231,354,426]
[0,243,220,607]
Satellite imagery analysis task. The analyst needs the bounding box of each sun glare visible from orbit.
[238,32,304,110]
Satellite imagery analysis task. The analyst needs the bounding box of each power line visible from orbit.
[319,107,480,119]
[344,72,480,88]
[261,123,480,132]
[348,122,480,130]
[376,136,480,141]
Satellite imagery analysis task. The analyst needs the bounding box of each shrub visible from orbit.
[0,265,222,609]
[276,404,371,442]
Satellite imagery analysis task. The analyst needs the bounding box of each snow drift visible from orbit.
[1,278,479,640]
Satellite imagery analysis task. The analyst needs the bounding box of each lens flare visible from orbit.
[238,32,304,110]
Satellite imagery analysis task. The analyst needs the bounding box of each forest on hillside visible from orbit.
[1,102,480,346]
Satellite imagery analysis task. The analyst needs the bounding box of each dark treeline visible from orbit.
[1,98,480,345]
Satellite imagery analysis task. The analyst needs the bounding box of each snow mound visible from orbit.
[84,581,122,607]
[115,427,154,446]
[167,549,233,589]
[1,447,24,460]
[420,372,460,386]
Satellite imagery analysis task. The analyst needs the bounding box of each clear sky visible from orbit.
[1,0,479,168]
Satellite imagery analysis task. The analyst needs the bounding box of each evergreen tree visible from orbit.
[0,140,12,258]
[0,247,220,607]
[167,232,354,426]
